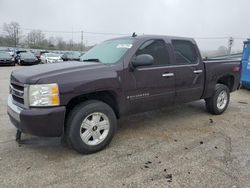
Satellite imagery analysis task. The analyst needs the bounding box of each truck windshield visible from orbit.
[80,38,134,64]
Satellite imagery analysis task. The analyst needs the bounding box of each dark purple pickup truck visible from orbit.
[7,35,241,153]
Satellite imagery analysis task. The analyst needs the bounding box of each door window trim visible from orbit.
[171,39,200,66]
[131,39,172,68]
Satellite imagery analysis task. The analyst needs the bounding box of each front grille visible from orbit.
[10,83,25,106]
[12,95,24,104]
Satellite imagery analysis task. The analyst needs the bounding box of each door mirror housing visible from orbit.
[132,54,154,68]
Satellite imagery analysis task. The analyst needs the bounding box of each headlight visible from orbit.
[29,83,60,107]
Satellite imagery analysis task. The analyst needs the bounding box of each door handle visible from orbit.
[193,70,203,74]
[162,73,174,77]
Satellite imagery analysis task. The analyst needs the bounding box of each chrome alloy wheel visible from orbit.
[80,112,110,146]
[216,90,228,110]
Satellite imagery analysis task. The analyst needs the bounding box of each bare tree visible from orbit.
[3,22,20,47]
[68,39,74,50]
[48,36,56,48]
[218,46,228,56]
[26,30,46,48]
[56,37,67,50]
[1,21,88,50]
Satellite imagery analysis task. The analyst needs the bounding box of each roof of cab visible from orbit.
[112,34,196,43]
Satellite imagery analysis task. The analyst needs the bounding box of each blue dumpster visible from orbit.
[241,39,250,89]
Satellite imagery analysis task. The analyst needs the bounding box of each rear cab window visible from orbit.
[172,40,198,64]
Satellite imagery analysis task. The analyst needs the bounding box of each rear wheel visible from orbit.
[205,84,230,115]
[65,100,117,154]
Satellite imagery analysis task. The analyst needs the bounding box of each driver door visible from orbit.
[124,39,176,114]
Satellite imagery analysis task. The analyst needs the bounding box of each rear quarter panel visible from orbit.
[202,60,241,99]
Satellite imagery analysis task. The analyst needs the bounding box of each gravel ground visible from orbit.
[0,66,250,188]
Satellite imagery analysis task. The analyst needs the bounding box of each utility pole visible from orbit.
[81,30,83,51]
[228,37,234,55]
[71,27,74,50]
[14,27,18,47]
[16,28,19,47]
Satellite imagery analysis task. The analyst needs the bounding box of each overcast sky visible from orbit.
[0,0,249,50]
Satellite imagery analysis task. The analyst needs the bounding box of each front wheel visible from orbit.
[205,84,230,115]
[65,100,117,154]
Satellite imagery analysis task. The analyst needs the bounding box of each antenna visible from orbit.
[132,32,137,37]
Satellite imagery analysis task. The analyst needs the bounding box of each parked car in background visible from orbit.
[16,52,39,65]
[0,51,15,66]
[0,47,14,56]
[35,50,49,62]
[40,53,63,63]
[61,51,81,61]
[14,50,28,60]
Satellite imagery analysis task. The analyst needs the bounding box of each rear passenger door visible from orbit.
[171,40,205,103]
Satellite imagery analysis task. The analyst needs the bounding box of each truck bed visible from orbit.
[202,59,241,99]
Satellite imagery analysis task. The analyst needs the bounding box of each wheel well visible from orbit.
[217,75,234,91]
[65,91,119,119]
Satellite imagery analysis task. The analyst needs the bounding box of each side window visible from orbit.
[136,39,170,66]
[172,40,198,64]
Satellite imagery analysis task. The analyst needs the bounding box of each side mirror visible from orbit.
[132,54,154,68]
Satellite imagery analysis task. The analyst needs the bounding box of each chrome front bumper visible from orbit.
[7,95,22,122]
[7,94,66,137]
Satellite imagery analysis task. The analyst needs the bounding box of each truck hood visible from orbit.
[11,61,107,84]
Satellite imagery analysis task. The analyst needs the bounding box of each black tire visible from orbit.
[65,100,117,154]
[205,84,230,115]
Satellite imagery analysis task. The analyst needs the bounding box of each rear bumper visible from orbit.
[7,95,65,137]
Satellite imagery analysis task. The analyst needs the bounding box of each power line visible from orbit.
[21,27,80,34]
[195,37,246,40]
[0,26,127,35]
[0,26,248,39]
[195,37,229,39]
[82,31,128,36]
[21,27,128,36]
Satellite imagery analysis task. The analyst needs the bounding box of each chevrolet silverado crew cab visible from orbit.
[7,35,241,154]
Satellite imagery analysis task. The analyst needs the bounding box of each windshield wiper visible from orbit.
[83,58,102,63]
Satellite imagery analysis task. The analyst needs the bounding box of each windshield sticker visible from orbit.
[116,44,133,49]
